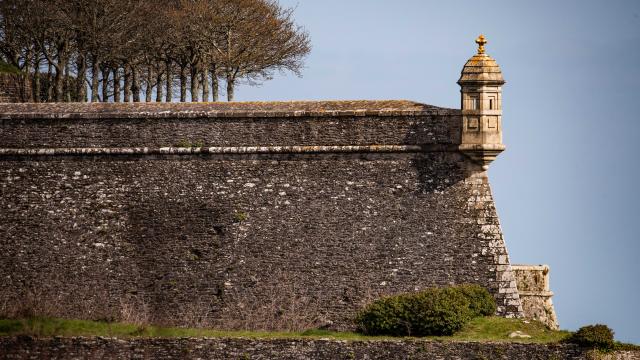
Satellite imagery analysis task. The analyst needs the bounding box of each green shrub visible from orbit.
[409,286,474,336]
[355,284,495,337]
[457,284,497,317]
[353,294,411,336]
[568,324,615,350]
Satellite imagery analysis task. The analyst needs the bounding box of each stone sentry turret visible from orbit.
[458,36,558,326]
[458,35,506,170]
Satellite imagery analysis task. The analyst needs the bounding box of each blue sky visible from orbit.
[234,0,640,343]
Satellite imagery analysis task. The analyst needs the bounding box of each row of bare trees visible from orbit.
[0,0,310,102]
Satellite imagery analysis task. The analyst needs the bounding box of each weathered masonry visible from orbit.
[5,337,633,360]
[513,264,559,329]
[0,37,553,330]
[0,73,31,103]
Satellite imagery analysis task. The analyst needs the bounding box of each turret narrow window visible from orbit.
[487,94,498,110]
[468,95,479,110]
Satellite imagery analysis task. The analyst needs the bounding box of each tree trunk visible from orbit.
[54,66,64,102]
[190,65,199,102]
[225,30,233,102]
[33,52,41,103]
[23,49,33,102]
[101,67,110,102]
[226,72,235,102]
[64,61,72,102]
[33,58,41,103]
[76,55,87,102]
[46,63,53,102]
[113,68,121,102]
[202,68,209,102]
[24,50,32,76]
[197,74,202,101]
[91,57,100,102]
[51,41,70,102]
[211,65,219,102]
[179,65,187,102]
[145,66,153,102]
[54,62,65,102]
[165,60,172,102]
[156,72,163,102]
[132,66,140,102]
[123,65,131,102]
[8,49,20,70]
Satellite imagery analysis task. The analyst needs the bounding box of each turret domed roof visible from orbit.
[458,35,505,85]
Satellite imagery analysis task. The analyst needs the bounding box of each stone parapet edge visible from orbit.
[0,144,462,157]
[0,109,460,120]
[518,291,554,297]
[511,264,550,271]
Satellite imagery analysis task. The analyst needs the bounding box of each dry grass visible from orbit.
[211,274,327,332]
[0,276,392,333]
[0,289,66,320]
[118,297,150,327]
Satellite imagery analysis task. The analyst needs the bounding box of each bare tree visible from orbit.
[204,0,310,101]
[0,0,26,69]
[0,0,46,101]
[0,0,311,103]
[32,0,76,102]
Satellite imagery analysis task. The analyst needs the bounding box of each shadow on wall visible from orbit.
[404,113,467,195]
[124,193,333,331]
[125,196,234,325]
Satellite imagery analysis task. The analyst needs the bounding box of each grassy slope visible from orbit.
[0,317,572,344]
[448,317,570,343]
[0,60,21,74]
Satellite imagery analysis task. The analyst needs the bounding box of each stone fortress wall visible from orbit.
[0,73,31,103]
[0,101,525,330]
[0,38,558,331]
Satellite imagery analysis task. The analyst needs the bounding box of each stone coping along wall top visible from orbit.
[2,336,638,360]
[0,100,459,120]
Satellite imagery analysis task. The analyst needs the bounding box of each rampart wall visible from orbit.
[0,102,522,330]
[0,73,31,103]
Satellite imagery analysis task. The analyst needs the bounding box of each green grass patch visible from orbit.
[0,60,21,74]
[0,318,378,340]
[0,316,579,344]
[446,316,571,343]
[614,342,640,351]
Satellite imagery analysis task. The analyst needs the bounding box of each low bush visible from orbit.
[354,293,413,336]
[568,324,615,350]
[355,284,496,337]
[457,284,497,317]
